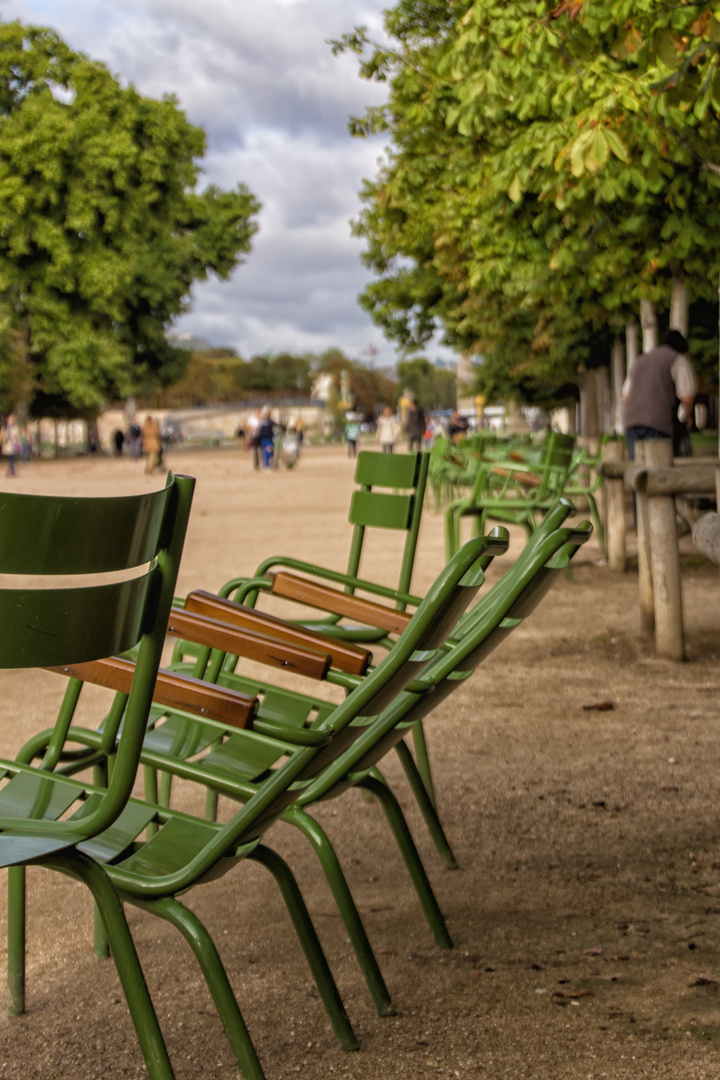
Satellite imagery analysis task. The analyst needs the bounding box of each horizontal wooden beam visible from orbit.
[632,464,719,497]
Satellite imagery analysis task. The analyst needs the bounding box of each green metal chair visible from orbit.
[147,502,592,1024]
[214,448,430,643]
[444,432,577,558]
[11,533,501,1077]
[129,503,591,1022]
[0,474,195,1079]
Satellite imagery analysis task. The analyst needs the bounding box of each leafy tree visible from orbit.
[336,1,720,409]
[0,20,260,418]
[312,347,396,418]
[396,355,457,409]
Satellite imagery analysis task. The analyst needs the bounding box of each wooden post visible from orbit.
[611,335,626,434]
[634,441,655,633]
[603,440,626,572]
[645,439,684,661]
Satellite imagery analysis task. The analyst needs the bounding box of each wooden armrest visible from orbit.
[184,590,371,676]
[491,465,542,487]
[47,657,258,729]
[268,571,413,634]
[166,608,331,680]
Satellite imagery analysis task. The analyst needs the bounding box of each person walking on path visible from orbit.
[448,409,469,443]
[376,406,400,453]
[404,399,425,452]
[258,409,275,469]
[141,414,163,474]
[2,414,20,477]
[623,329,695,460]
[247,407,262,471]
[345,415,360,458]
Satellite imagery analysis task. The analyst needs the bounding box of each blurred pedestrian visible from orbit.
[127,421,142,459]
[113,429,125,456]
[141,414,162,474]
[2,414,20,477]
[404,399,425,452]
[247,408,262,470]
[448,409,469,443]
[376,406,400,453]
[258,409,275,469]
[345,415,360,458]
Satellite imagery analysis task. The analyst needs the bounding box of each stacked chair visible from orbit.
[2,460,592,1080]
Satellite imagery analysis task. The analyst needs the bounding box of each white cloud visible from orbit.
[0,0,455,367]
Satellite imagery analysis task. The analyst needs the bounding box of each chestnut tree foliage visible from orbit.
[336,1,720,403]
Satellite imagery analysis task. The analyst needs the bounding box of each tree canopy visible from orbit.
[0,20,260,417]
[336,0,720,405]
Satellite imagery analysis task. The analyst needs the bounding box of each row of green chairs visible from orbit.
[444,431,577,558]
[1,465,591,1078]
[4,496,511,1077]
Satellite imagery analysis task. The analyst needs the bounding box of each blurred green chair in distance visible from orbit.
[0,474,195,1079]
[13,532,504,1072]
[444,432,577,559]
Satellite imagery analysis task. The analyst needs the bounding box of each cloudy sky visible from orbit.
[0,0,452,368]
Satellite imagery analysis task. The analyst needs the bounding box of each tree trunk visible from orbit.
[626,319,638,370]
[579,369,605,438]
[611,335,626,434]
[670,275,688,335]
[9,315,34,423]
[640,300,658,353]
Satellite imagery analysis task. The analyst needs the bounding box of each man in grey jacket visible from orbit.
[623,329,695,459]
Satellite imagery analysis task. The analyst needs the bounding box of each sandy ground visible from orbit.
[0,443,718,1079]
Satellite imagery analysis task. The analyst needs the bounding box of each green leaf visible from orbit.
[589,127,608,169]
[508,174,523,203]
[604,129,629,163]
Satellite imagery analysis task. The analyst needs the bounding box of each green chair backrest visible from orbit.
[345,450,429,598]
[0,474,195,840]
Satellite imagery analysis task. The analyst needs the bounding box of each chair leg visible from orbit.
[131,894,267,1080]
[247,844,359,1050]
[282,805,395,1018]
[392,740,457,869]
[408,722,436,809]
[357,775,453,950]
[43,850,175,1080]
[7,865,25,1017]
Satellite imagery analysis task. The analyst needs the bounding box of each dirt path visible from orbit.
[0,445,718,1079]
